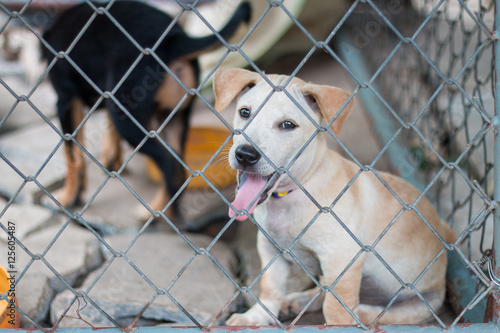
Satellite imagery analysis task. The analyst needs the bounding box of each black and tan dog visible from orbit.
[42,1,250,219]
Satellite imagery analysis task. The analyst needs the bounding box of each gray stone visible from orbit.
[12,220,102,327]
[0,199,53,244]
[50,232,238,327]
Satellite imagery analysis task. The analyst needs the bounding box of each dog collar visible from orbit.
[271,190,293,199]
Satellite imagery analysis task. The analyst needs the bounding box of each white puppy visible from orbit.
[213,68,456,326]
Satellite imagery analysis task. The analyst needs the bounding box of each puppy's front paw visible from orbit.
[282,292,309,316]
[226,313,256,326]
[226,308,275,326]
[282,290,324,315]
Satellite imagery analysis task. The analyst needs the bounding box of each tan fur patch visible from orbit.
[100,113,122,171]
[57,99,86,207]
[154,60,196,111]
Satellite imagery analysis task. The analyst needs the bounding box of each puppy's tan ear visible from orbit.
[301,84,354,137]
[213,68,261,112]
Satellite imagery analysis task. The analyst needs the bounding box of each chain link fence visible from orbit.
[0,0,498,331]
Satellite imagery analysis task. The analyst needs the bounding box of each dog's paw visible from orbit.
[41,186,83,211]
[226,313,256,326]
[226,308,275,326]
[282,290,324,316]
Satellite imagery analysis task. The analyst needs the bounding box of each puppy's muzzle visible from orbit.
[230,144,277,221]
[235,144,261,168]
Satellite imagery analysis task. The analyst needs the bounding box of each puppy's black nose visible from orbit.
[235,145,261,167]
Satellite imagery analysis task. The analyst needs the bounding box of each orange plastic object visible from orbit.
[0,265,19,328]
[147,127,237,189]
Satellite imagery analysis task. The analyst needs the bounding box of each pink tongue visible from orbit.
[230,173,267,221]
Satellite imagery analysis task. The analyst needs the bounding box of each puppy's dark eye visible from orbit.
[239,107,251,118]
[279,120,297,130]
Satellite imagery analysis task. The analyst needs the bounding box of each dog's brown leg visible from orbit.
[322,257,364,325]
[56,99,86,207]
[357,288,445,324]
[136,60,195,221]
[100,113,122,171]
[154,60,195,112]
[135,113,186,221]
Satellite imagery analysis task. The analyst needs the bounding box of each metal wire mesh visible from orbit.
[0,0,497,331]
